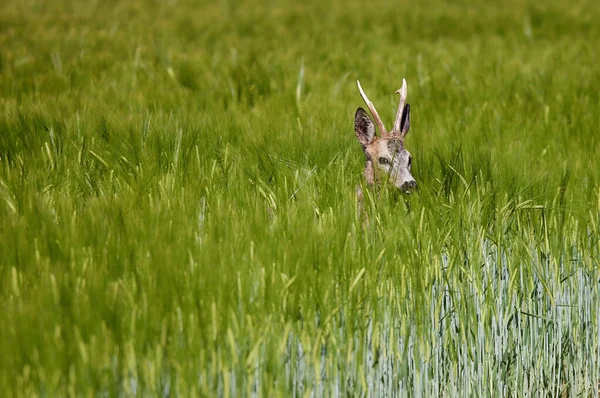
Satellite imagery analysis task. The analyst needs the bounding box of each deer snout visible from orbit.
[400,180,417,193]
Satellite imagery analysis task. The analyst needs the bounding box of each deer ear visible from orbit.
[400,104,410,136]
[355,108,375,148]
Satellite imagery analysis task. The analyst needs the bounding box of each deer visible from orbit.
[354,79,415,220]
[355,78,415,192]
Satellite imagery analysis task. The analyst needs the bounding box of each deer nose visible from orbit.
[400,180,417,192]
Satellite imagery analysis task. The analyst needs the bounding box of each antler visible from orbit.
[357,80,388,136]
[392,78,408,137]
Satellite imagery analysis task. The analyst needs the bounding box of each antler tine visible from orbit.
[357,80,388,136]
[392,78,408,137]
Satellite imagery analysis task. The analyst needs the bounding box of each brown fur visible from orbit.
[354,80,416,224]
[354,102,415,193]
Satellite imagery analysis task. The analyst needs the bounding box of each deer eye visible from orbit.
[378,157,391,165]
[408,156,412,168]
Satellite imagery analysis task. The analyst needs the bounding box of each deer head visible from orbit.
[354,79,416,193]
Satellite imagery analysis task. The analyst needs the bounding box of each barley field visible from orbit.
[1,0,599,396]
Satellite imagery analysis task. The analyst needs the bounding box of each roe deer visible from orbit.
[354,79,416,193]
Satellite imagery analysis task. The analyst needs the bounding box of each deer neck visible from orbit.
[364,160,375,186]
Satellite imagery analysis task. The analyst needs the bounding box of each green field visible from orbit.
[1,0,599,396]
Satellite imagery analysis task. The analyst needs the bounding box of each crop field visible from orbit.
[1,0,600,396]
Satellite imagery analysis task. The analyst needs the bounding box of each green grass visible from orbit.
[1,0,599,395]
